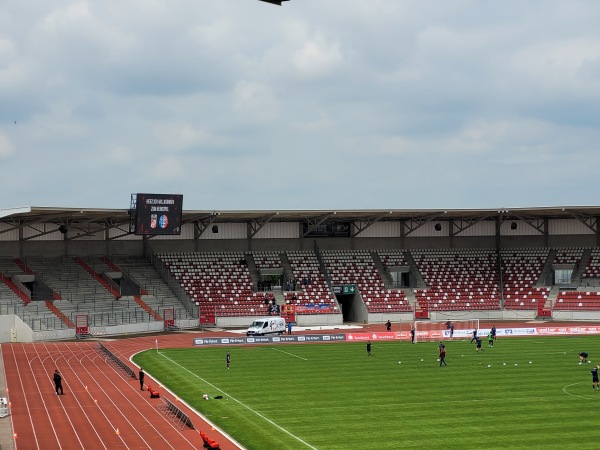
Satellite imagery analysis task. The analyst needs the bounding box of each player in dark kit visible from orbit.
[579,352,589,364]
[385,320,391,331]
[439,344,447,367]
[592,365,599,390]
[475,337,484,353]
[410,327,415,344]
[226,351,231,369]
[139,368,145,390]
[491,325,497,341]
[366,341,372,357]
[470,329,478,343]
[53,369,64,395]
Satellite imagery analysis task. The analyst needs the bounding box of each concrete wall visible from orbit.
[0,315,34,343]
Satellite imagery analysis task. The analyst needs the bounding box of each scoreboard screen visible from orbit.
[134,193,183,235]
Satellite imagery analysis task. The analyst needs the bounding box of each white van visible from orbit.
[246,317,286,336]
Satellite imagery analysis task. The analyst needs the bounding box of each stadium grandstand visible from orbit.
[2,204,600,343]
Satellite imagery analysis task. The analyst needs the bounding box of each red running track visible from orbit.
[2,337,241,450]
[4,321,600,449]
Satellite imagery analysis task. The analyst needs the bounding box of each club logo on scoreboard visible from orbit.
[159,214,169,229]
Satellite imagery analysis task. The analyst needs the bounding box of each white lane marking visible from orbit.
[157,351,318,450]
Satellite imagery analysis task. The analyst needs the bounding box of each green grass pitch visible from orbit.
[133,336,600,449]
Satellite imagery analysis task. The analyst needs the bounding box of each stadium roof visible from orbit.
[1,205,599,229]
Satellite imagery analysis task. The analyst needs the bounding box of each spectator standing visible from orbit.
[53,369,64,395]
[385,320,392,331]
[139,368,145,391]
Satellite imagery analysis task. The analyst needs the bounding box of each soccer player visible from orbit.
[475,337,484,353]
[439,344,447,367]
[491,325,497,341]
[579,352,589,364]
[592,365,599,391]
[366,340,372,357]
[226,351,231,369]
[410,327,415,344]
[385,320,392,331]
[470,329,478,343]
[487,331,494,347]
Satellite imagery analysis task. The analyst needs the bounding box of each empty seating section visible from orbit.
[283,251,337,312]
[554,291,600,310]
[583,248,600,279]
[322,250,411,313]
[377,250,408,268]
[413,249,500,311]
[501,248,549,310]
[7,247,600,329]
[553,247,584,265]
[160,252,265,316]
[109,256,193,320]
[253,252,282,271]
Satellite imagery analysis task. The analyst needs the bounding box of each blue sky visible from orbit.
[1,1,599,211]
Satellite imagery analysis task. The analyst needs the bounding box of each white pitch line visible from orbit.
[270,348,308,360]
[157,352,318,450]
[562,382,597,400]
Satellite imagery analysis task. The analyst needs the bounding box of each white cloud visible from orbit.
[2,0,600,209]
[232,80,279,121]
[292,31,343,78]
[150,156,184,180]
[152,123,209,151]
[0,134,15,159]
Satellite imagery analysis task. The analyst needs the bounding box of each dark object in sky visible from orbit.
[259,0,289,5]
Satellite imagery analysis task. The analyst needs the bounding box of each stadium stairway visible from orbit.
[404,251,426,288]
[74,257,121,298]
[546,286,560,309]
[13,258,34,275]
[132,295,162,321]
[0,273,31,305]
[537,249,557,287]
[245,254,260,289]
[371,251,393,288]
[573,248,592,285]
[45,300,75,328]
